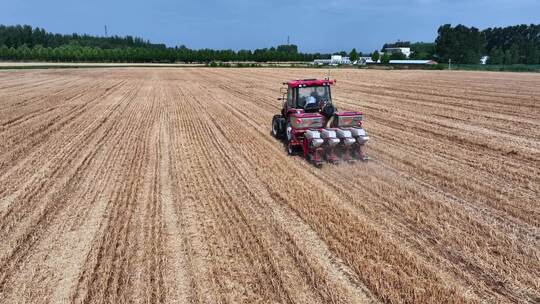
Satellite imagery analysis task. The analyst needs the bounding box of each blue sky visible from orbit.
[2,0,539,53]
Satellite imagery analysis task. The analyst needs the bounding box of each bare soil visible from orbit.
[0,68,539,304]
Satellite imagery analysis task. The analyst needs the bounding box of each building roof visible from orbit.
[389,60,437,65]
[385,47,411,50]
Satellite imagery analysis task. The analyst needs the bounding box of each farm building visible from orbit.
[389,59,438,65]
[314,55,351,65]
[480,56,489,64]
[356,57,377,65]
[384,47,411,58]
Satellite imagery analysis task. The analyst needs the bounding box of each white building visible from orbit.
[331,55,351,65]
[314,55,351,65]
[480,56,489,65]
[384,47,411,58]
[388,60,437,65]
[357,56,376,65]
[313,59,331,65]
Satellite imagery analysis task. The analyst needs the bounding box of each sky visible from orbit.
[1,0,539,53]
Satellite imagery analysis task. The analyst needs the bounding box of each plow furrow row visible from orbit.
[0,68,538,304]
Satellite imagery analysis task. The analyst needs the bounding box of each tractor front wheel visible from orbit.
[286,122,298,155]
[287,142,295,155]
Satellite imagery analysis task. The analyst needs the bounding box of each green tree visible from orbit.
[17,44,31,60]
[435,24,485,64]
[381,53,391,64]
[410,42,435,59]
[504,44,520,64]
[483,24,540,64]
[381,41,411,52]
[390,52,406,60]
[0,45,8,59]
[277,44,298,54]
[349,48,359,62]
[487,47,504,64]
[371,51,380,62]
[524,41,539,64]
[410,51,430,60]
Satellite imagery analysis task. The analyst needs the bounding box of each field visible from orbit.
[0,68,539,304]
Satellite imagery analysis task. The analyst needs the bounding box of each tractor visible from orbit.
[271,78,369,166]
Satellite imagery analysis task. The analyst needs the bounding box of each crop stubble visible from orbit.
[0,68,538,303]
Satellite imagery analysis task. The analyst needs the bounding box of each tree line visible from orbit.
[2,23,539,64]
[379,24,540,64]
[0,24,164,49]
[0,24,336,63]
[483,24,540,64]
[432,23,538,64]
[0,44,332,63]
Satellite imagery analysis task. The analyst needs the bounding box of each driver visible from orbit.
[298,90,310,107]
[305,95,317,108]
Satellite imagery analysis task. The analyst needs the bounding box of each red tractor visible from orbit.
[271,78,369,166]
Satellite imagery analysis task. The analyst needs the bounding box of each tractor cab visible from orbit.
[280,79,335,116]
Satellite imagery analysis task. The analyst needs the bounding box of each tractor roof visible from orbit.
[285,79,334,88]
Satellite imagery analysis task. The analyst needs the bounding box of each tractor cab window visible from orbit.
[287,88,294,108]
[297,86,331,108]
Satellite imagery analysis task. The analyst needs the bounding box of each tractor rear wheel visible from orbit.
[272,115,285,139]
